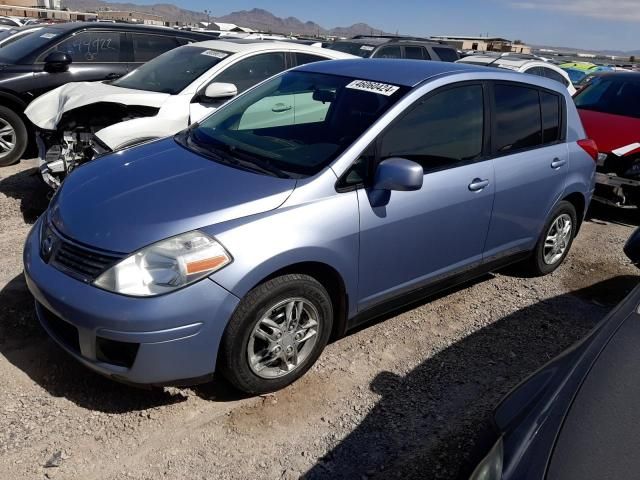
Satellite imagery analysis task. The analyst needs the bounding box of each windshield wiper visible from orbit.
[186,129,289,179]
[222,144,291,179]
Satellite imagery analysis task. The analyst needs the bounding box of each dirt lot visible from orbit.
[1,159,638,480]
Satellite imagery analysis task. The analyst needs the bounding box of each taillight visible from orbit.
[578,138,598,162]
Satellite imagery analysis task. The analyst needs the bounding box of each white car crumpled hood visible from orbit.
[24,81,170,130]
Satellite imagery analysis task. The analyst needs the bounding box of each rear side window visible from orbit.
[541,91,561,143]
[295,52,328,66]
[493,84,542,153]
[132,34,178,62]
[405,46,426,60]
[374,46,402,59]
[379,84,484,173]
[48,30,122,63]
[543,67,570,87]
[526,66,546,77]
[432,47,459,62]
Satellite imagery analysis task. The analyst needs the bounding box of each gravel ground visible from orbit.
[1,159,638,480]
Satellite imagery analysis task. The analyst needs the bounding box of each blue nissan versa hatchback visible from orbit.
[24,60,597,394]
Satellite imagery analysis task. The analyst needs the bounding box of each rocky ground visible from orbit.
[1,159,638,480]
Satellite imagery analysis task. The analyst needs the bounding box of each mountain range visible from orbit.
[62,2,389,37]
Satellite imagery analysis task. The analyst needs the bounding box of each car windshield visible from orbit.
[574,76,640,118]
[180,70,408,177]
[327,41,375,58]
[0,26,60,63]
[112,45,231,94]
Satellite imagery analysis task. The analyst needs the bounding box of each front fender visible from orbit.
[96,115,187,150]
[205,185,361,318]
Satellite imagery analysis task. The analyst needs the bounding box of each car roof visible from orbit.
[459,54,546,69]
[295,58,488,87]
[333,36,448,47]
[185,39,352,56]
[39,21,216,35]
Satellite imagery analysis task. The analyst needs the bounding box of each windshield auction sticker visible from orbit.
[360,45,375,51]
[201,50,229,58]
[346,80,399,96]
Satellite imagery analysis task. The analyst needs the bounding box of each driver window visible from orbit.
[379,85,484,173]
[213,53,286,94]
[41,31,122,63]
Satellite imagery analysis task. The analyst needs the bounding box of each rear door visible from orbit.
[484,82,568,260]
[128,32,181,71]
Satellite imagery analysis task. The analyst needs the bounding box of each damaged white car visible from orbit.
[25,39,352,188]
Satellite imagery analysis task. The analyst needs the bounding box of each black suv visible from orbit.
[327,35,459,62]
[0,22,221,166]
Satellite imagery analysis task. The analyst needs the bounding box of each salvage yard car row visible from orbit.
[1,23,639,480]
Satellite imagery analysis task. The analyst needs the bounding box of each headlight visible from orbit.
[469,437,503,480]
[94,230,231,297]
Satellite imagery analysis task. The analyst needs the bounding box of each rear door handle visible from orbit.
[551,158,567,169]
[105,73,122,80]
[468,178,490,191]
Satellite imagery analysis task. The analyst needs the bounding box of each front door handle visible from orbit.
[551,158,567,169]
[105,73,122,80]
[272,103,292,113]
[468,178,490,191]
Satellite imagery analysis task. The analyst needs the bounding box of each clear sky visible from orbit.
[136,0,637,52]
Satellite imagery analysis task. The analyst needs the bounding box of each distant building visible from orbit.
[0,1,94,20]
[97,10,164,25]
[431,35,532,54]
[199,21,254,32]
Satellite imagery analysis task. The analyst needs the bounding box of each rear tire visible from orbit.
[0,105,27,167]
[525,200,577,276]
[218,274,333,394]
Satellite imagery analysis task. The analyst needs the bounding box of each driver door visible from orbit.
[356,83,495,310]
[190,52,288,123]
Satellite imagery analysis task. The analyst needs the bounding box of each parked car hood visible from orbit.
[578,109,640,156]
[49,138,297,253]
[546,307,640,480]
[25,81,169,130]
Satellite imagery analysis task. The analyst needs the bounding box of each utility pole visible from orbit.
[204,9,211,29]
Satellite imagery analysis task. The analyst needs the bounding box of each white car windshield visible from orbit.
[112,45,231,94]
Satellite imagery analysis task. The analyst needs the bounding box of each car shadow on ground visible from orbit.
[303,275,639,480]
[587,202,640,228]
[0,165,50,224]
[0,273,190,413]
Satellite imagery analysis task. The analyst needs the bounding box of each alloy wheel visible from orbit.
[543,213,572,265]
[247,297,321,379]
[0,118,15,159]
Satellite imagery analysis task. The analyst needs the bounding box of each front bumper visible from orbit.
[23,218,240,385]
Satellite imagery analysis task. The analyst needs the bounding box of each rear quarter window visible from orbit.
[432,47,459,62]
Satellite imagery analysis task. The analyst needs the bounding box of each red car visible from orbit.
[574,72,640,208]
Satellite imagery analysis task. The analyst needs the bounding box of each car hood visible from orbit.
[49,138,297,253]
[578,109,640,156]
[25,81,169,130]
[546,305,640,480]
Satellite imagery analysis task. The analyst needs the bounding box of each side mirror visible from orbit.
[203,82,238,101]
[372,158,423,191]
[44,51,72,72]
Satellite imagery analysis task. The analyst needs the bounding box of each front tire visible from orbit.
[525,200,578,276]
[219,274,333,394]
[0,106,27,167]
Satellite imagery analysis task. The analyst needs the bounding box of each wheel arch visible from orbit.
[242,261,350,341]
[562,191,586,232]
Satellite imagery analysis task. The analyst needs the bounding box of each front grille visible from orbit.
[39,303,81,353]
[42,223,124,283]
